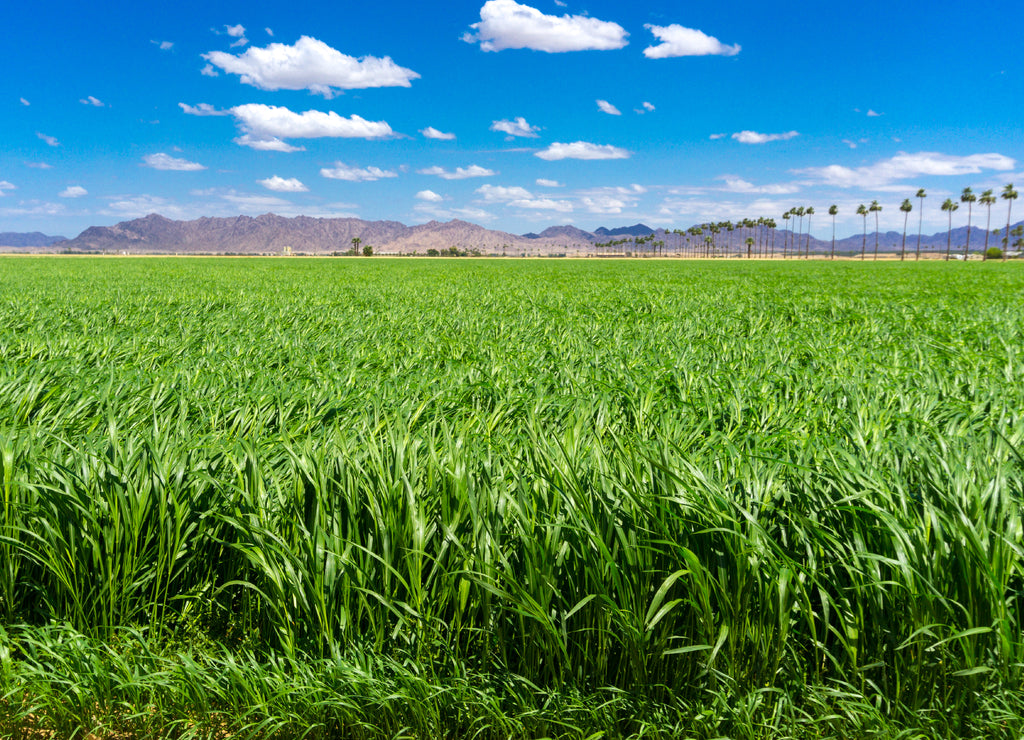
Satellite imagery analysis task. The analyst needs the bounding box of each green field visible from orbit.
[1,257,1022,739]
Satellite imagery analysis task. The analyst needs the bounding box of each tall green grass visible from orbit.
[0,258,1022,737]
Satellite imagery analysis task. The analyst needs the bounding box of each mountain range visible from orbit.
[1,214,1021,256]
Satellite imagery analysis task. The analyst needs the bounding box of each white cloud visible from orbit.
[79,96,104,107]
[20,98,30,106]
[265,28,274,37]
[534,141,630,161]
[867,109,882,117]
[201,64,219,77]
[233,134,304,152]
[225,24,248,47]
[418,165,497,180]
[203,36,419,97]
[597,99,621,116]
[643,24,740,58]
[709,133,726,140]
[508,197,573,212]
[152,40,173,51]
[25,162,51,169]
[466,0,628,52]
[536,178,563,187]
[37,132,59,147]
[143,153,206,171]
[258,176,308,192]
[732,130,799,144]
[579,185,645,214]
[59,185,88,198]
[717,176,799,195]
[421,126,456,140]
[228,104,393,150]
[221,193,290,209]
[179,102,227,116]
[415,190,444,202]
[490,117,540,138]
[842,139,857,149]
[0,181,15,194]
[794,152,1016,189]
[643,101,655,112]
[320,163,398,181]
[476,184,533,202]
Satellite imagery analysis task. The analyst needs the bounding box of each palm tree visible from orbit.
[794,207,806,259]
[782,211,791,258]
[1002,183,1018,262]
[869,200,882,260]
[828,205,838,259]
[857,204,868,259]
[915,188,927,260]
[804,206,815,258]
[941,198,958,260]
[898,199,912,261]
[979,189,996,260]
[960,187,976,260]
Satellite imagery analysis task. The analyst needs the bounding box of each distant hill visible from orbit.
[0,232,67,247]
[594,224,655,238]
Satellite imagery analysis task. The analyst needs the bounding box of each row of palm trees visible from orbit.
[590,183,1019,259]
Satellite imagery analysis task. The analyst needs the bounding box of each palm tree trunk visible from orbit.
[1005,201,1014,262]
[831,216,836,259]
[916,200,924,260]
[983,206,991,261]
[901,211,908,261]
[874,212,879,260]
[946,210,953,260]
[964,203,972,260]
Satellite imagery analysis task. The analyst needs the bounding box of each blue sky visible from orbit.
[2,0,1022,239]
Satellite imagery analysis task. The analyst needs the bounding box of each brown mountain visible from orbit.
[61,214,586,255]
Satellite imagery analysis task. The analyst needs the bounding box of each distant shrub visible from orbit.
[985,247,1003,259]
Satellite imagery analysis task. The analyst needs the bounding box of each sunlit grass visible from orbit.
[0,257,1022,738]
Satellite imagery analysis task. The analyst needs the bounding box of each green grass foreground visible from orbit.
[0,257,1022,739]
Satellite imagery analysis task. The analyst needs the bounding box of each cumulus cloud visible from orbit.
[234,135,304,152]
[179,102,227,116]
[203,36,419,97]
[418,165,496,180]
[579,184,645,214]
[20,98,30,106]
[536,178,563,187]
[732,130,799,144]
[228,104,393,151]
[421,126,456,140]
[643,101,655,112]
[59,185,88,198]
[320,163,398,181]
[508,197,573,212]
[644,24,740,58]
[143,153,206,171]
[37,132,59,147]
[415,190,444,202]
[152,40,173,51]
[0,181,15,194]
[709,133,726,140]
[867,109,882,117]
[596,99,621,116]
[224,24,248,47]
[258,176,308,192]
[476,184,533,202]
[201,64,219,77]
[717,176,799,195]
[79,96,104,107]
[534,141,630,161]
[490,117,540,138]
[466,0,628,52]
[794,152,1016,189]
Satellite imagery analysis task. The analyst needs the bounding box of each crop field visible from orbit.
[0,257,1022,739]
